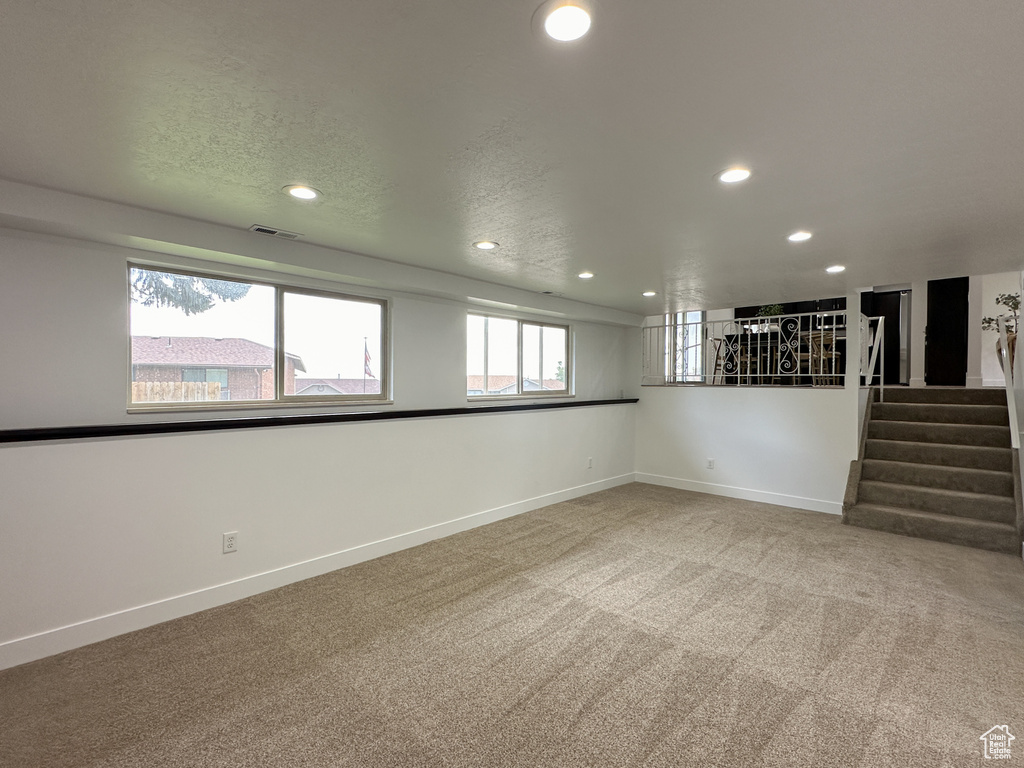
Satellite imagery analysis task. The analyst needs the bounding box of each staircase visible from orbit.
[844,387,1022,555]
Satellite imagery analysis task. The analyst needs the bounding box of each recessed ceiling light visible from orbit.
[539,2,591,42]
[578,271,594,279]
[717,167,751,184]
[283,185,320,200]
[642,291,657,297]
[826,265,846,274]
[787,230,813,242]
[473,240,499,250]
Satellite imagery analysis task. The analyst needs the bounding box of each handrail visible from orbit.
[861,314,885,402]
[997,316,1020,450]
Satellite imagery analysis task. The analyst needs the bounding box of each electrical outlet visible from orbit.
[587,456,593,469]
[706,458,715,470]
[223,531,239,554]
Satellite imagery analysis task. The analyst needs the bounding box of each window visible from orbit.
[283,291,383,398]
[641,310,706,386]
[668,310,704,383]
[129,266,388,407]
[467,314,570,397]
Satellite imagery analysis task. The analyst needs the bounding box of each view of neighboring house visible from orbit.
[466,375,566,396]
[131,336,305,401]
[294,377,381,396]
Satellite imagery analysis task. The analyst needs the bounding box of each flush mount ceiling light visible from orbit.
[642,291,657,297]
[283,185,320,200]
[826,265,846,274]
[578,271,595,279]
[717,167,751,184]
[473,240,499,250]
[787,230,813,242]
[533,1,592,42]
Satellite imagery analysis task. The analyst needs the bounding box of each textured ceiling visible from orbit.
[2,0,1023,314]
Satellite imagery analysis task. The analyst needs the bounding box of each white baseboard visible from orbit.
[635,473,842,516]
[966,376,984,388]
[983,378,1006,387]
[0,473,635,671]
[909,377,926,388]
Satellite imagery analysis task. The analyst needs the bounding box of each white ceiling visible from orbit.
[2,0,1023,315]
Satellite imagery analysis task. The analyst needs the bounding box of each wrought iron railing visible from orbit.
[642,310,850,387]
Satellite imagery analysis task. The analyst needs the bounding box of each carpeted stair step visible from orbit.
[857,480,1016,524]
[844,503,1019,554]
[868,420,1011,448]
[876,387,1007,406]
[861,459,1013,496]
[864,439,1013,472]
[850,386,1021,554]
[871,402,1009,426]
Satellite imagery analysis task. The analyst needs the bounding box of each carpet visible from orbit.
[2,483,1022,767]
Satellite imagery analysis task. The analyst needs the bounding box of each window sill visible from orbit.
[127,398,394,414]
[4,398,637,443]
[467,393,574,404]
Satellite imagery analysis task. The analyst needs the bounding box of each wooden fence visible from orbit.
[132,381,222,402]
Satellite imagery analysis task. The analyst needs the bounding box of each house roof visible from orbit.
[131,337,305,372]
[528,378,566,391]
[294,378,381,395]
[466,376,565,392]
[466,375,516,393]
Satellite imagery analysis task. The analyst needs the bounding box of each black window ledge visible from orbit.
[0,398,639,444]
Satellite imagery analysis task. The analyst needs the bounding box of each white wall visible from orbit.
[968,277,984,387]
[0,223,639,669]
[0,406,636,669]
[0,198,874,669]
[909,280,928,387]
[979,271,1023,387]
[634,386,858,515]
[635,294,861,514]
[0,229,637,429]
[1012,320,1024,557]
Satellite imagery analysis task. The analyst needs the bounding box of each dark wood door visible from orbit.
[925,277,969,386]
[862,290,904,385]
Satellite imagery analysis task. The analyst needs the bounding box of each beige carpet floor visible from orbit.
[2,483,1023,767]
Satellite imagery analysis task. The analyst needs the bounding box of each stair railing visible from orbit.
[996,315,1020,450]
[860,314,885,403]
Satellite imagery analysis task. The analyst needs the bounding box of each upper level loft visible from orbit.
[642,296,851,388]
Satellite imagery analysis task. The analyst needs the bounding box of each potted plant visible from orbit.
[756,303,785,318]
[981,292,1020,372]
[752,303,785,333]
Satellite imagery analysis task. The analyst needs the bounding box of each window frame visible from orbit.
[127,263,390,411]
[276,285,389,403]
[467,313,572,400]
[666,310,705,383]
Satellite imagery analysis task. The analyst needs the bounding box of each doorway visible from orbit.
[861,289,909,385]
[925,276,969,386]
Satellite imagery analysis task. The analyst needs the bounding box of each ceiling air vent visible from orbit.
[248,225,302,240]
